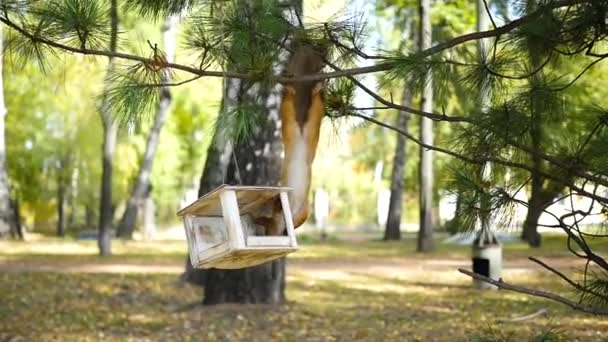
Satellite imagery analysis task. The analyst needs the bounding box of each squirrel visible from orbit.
[257,44,327,236]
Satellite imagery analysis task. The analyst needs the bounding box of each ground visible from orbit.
[0,234,606,341]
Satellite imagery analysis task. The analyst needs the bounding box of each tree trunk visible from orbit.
[384,87,413,241]
[521,0,544,248]
[0,27,18,239]
[142,186,156,241]
[185,41,288,306]
[99,116,116,254]
[10,199,23,239]
[184,0,300,305]
[68,166,79,227]
[477,0,493,234]
[446,192,462,235]
[202,82,285,304]
[522,196,543,247]
[203,258,286,304]
[117,14,179,239]
[201,64,287,303]
[191,68,286,304]
[417,0,434,252]
[85,205,94,229]
[98,0,119,256]
[57,180,66,237]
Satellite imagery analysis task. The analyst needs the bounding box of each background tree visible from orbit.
[417,0,434,252]
[384,6,417,241]
[117,14,180,239]
[0,26,18,238]
[518,0,563,248]
[183,0,299,304]
[384,86,412,240]
[98,0,119,255]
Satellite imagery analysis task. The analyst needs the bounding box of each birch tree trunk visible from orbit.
[0,27,18,238]
[202,76,286,305]
[98,0,119,255]
[68,167,78,227]
[117,14,179,239]
[417,0,434,252]
[185,70,287,304]
[183,0,300,304]
[142,185,156,240]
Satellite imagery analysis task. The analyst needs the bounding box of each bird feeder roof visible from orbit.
[177,185,292,217]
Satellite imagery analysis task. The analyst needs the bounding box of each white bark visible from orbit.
[142,195,156,240]
[0,27,17,237]
[417,0,434,252]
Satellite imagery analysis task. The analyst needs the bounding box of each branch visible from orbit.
[346,112,608,205]
[529,257,608,302]
[323,51,608,190]
[458,269,608,315]
[299,0,593,81]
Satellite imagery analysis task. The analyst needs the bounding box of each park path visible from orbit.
[0,255,584,279]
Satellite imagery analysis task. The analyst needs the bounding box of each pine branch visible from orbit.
[347,112,608,205]
[529,257,608,302]
[0,15,250,79]
[0,0,593,83]
[458,269,608,315]
[323,54,608,190]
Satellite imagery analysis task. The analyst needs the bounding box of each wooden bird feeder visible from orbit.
[178,185,298,269]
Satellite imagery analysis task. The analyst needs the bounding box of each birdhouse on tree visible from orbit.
[178,185,298,269]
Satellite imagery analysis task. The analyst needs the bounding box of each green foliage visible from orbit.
[184,0,291,76]
[214,103,265,145]
[42,0,111,49]
[325,77,356,118]
[105,63,165,126]
[579,272,608,309]
[4,52,105,230]
[124,0,192,19]
[5,27,58,72]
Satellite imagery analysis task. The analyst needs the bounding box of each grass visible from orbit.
[0,234,607,341]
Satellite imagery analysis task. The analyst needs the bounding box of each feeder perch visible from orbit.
[471,228,502,290]
[178,185,298,269]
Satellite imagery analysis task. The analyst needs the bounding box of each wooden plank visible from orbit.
[177,185,228,216]
[183,215,200,266]
[219,190,246,249]
[177,185,293,216]
[199,248,296,269]
[246,236,291,247]
[280,191,298,248]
